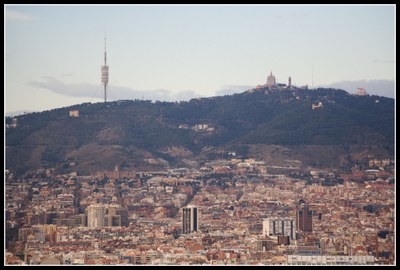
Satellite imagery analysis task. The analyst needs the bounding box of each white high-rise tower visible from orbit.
[262,217,295,240]
[101,36,109,102]
[87,204,106,228]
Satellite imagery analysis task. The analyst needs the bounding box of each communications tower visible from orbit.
[101,36,109,102]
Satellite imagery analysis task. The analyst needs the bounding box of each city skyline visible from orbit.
[5,6,395,264]
[5,4,395,115]
[6,155,395,265]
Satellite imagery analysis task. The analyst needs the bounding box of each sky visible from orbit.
[5,4,395,115]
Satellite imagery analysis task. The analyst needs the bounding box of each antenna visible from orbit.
[312,66,314,89]
[104,35,107,65]
[101,33,109,103]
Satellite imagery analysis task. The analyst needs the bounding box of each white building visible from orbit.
[262,217,295,240]
[69,110,80,117]
[287,255,375,265]
[266,71,277,88]
[87,204,106,228]
[357,88,367,96]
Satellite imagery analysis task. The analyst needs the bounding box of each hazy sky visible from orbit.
[5,4,395,114]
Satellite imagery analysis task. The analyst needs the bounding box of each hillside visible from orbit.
[6,87,394,175]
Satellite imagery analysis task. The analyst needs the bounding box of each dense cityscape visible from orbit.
[5,155,395,265]
[5,5,395,266]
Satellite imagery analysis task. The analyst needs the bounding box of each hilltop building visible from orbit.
[312,102,323,110]
[253,72,306,91]
[69,110,79,117]
[357,88,367,96]
[266,71,277,89]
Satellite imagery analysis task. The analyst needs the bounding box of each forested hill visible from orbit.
[6,87,394,175]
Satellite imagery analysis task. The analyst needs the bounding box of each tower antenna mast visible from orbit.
[312,66,314,89]
[101,34,109,102]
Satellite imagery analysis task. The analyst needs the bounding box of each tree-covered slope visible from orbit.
[6,87,394,175]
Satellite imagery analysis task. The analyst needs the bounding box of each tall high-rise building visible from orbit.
[182,205,198,234]
[296,204,313,232]
[262,217,296,240]
[288,76,292,88]
[106,205,129,227]
[87,204,106,228]
[87,204,128,228]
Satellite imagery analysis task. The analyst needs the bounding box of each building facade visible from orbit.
[87,204,106,228]
[266,71,277,89]
[262,217,296,240]
[287,255,375,265]
[87,204,128,228]
[182,205,198,234]
[296,205,313,232]
[69,110,79,117]
[105,205,129,227]
[357,88,367,96]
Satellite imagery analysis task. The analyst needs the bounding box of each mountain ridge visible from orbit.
[6,87,394,176]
